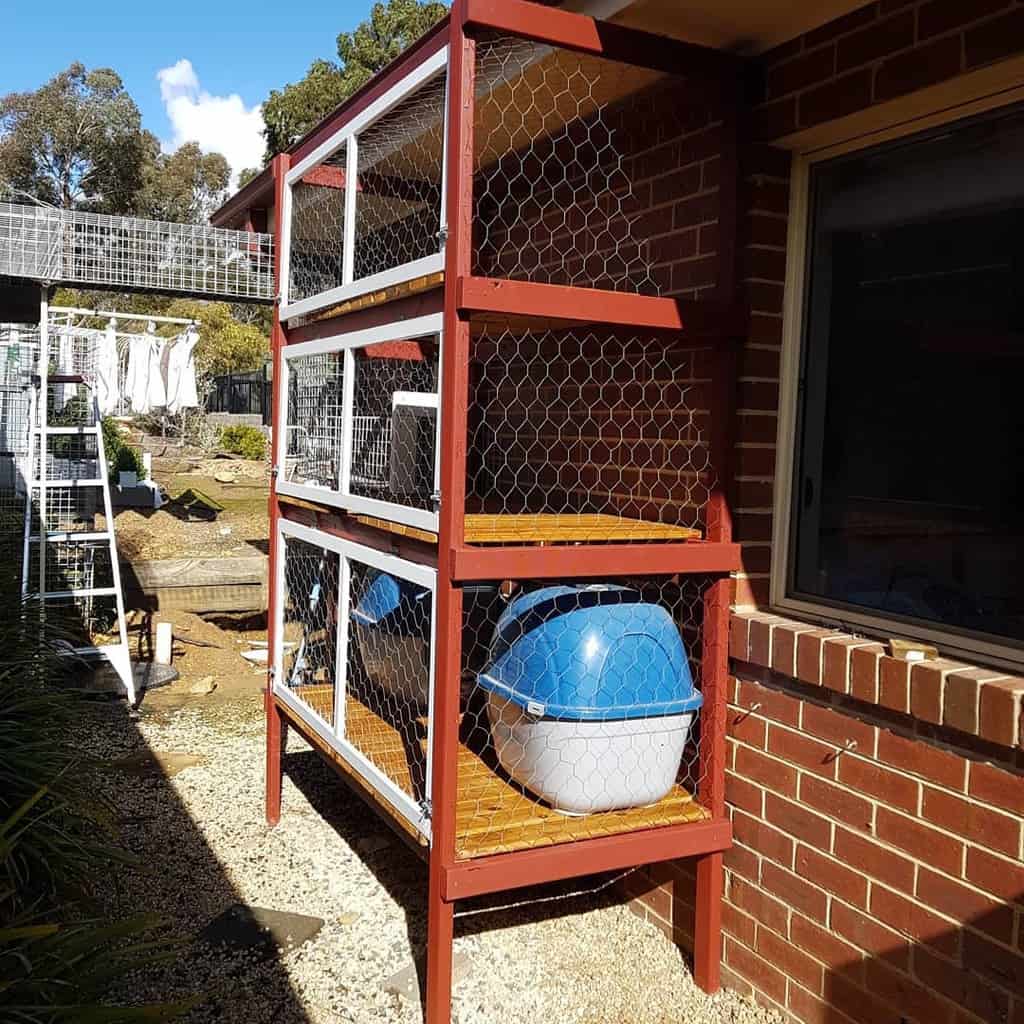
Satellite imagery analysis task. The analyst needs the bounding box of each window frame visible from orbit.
[771,97,1024,671]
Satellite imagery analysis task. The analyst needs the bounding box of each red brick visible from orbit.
[726,770,765,815]
[914,944,1012,1024]
[787,983,859,1024]
[765,793,832,849]
[910,659,961,726]
[767,44,836,98]
[837,756,919,813]
[922,788,1021,857]
[762,861,828,923]
[748,616,778,666]
[729,875,790,935]
[752,97,798,142]
[771,624,804,676]
[797,629,835,685]
[828,971,899,1024]
[979,677,1024,748]
[863,958,956,1024]
[919,0,1010,39]
[745,280,785,314]
[723,901,757,946]
[723,840,759,882]
[805,5,878,48]
[964,847,1024,905]
[944,669,1004,735]
[737,677,801,727]
[969,760,1024,816]
[831,901,909,962]
[734,809,794,866]
[870,886,960,958]
[836,12,915,72]
[965,8,1024,69]
[874,34,963,102]
[730,705,768,749]
[834,828,915,891]
[746,212,788,247]
[725,936,788,1005]
[850,644,884,704]
[876,729,966,789]
[791,913,862,972]
[730,613,751,661]
[735,744,799,798]
[802,701,876,754]
[768,725,837,778]
[757,926,824,994]
[875,807,964,875]
[822,637,861,694]
[800,776,873,830]
[878,657,910,713]
[796,844,868,907]
[917,868,1015,945]
[963,930,1024,992]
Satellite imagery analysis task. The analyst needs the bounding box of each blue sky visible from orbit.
[3,0,377,178]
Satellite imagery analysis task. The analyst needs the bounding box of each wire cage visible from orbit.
[28,536,114,594]
[38,594,121,646]
[35,434,101,482]
[28,486,103,535]
[278,317,443,531]
[276,520,437,837]
[465,324,715,542]
[282,50,449,320]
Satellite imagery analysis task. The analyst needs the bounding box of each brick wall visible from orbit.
[622,3,1024,1023]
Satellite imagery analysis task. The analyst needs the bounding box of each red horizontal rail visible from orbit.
[462,0,738,80]
[286,287,444,344]
[457,276,744,337]
[443,816,731,900]
[449,541,741,581]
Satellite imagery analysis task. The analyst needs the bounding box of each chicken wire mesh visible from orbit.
[467,325,714,537]
[283,352,345,489]
[472,35,678,295]
[280,535,340,726]
[346,557,435,806]
[0,202,273,301]
[353,70,446,282]
[455,575,710,859]
[349,342,439,511]
[289,148,349,306]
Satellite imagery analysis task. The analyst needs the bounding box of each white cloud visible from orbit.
[157,59,263,186]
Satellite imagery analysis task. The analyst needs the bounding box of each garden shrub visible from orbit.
[219,424,267,460]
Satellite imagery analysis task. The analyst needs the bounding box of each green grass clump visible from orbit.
[219,424,267,460]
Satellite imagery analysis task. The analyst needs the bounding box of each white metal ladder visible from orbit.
[21,299,135,703]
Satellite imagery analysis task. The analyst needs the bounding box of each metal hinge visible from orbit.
[419,798,432,821]
[437,226,449,246]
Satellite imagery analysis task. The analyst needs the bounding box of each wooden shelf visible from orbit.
[281,685,708,861]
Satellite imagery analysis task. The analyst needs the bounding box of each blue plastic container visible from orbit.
[477,585,703,815]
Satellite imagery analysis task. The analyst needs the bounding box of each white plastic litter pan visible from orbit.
[477,584,703,815]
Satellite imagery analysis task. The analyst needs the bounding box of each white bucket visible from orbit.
[485,693,696,815]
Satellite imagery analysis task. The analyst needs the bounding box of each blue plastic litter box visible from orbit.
[477,584,702,815]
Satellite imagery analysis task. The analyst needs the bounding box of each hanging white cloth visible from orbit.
[126,326,166,413]
[164,327,200,414]
[95,320,120,416]
[147,337,167,410]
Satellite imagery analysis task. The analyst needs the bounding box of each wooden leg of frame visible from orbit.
[425,855,454,1024]
[265,689,286,827]
[693,851,723,993]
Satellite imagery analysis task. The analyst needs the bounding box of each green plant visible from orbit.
[219,424,266,460]
[100,417,146,481]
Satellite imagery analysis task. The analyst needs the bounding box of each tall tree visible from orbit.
[137,141,230,223]
[0,63,147,211]
[262,0,447,159]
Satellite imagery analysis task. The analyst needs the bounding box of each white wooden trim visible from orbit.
[280,252,445,324]
[281,313,444,359]
[279,178,293,308]
[770,95,1024,670]
[338,492,439,534]
[285,47,449,184]
[342,139,358,286]
[339,348,356,495]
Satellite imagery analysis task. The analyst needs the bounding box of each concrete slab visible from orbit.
[383,951,471,1005]
[199,904,324,959]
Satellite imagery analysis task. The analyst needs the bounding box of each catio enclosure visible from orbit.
[263,3,743,1022]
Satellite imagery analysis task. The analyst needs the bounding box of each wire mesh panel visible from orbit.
[36,435,101,482]
[353,70,446,282]
[472,36,716,297]
[280,533,341,726]
[41,594,120,647]
[288,147,349,306]
[28,537,114,595]
[344,555,436,809]
[456,575,710,859]
[47,383,98,429]
[282,351,345,490]
[349,339,439,514]
[29,487,103,535]
[467,325,714,539]
[0,202,274,301]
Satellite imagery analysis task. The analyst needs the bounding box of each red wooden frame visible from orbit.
[260,3,741,1019]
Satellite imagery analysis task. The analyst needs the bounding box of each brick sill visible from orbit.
[729,610,1024,754]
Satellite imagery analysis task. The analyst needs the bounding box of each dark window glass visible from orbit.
[792,108,1024,649]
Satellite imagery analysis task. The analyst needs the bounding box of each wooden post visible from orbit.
[265,688,287,827]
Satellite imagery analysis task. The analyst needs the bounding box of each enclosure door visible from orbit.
[274,518,437,839]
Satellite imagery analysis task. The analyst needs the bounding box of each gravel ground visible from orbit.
[84,693,781,1024]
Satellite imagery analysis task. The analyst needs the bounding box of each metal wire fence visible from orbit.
[283,352,345,490]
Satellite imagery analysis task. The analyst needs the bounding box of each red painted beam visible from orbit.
[449,541,740,581]
[286,287,444,345]
[457,276,744,337]
[443,817,731,901]
[462,0,739,80]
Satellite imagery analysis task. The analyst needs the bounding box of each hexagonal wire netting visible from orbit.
[283,351,345,490]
